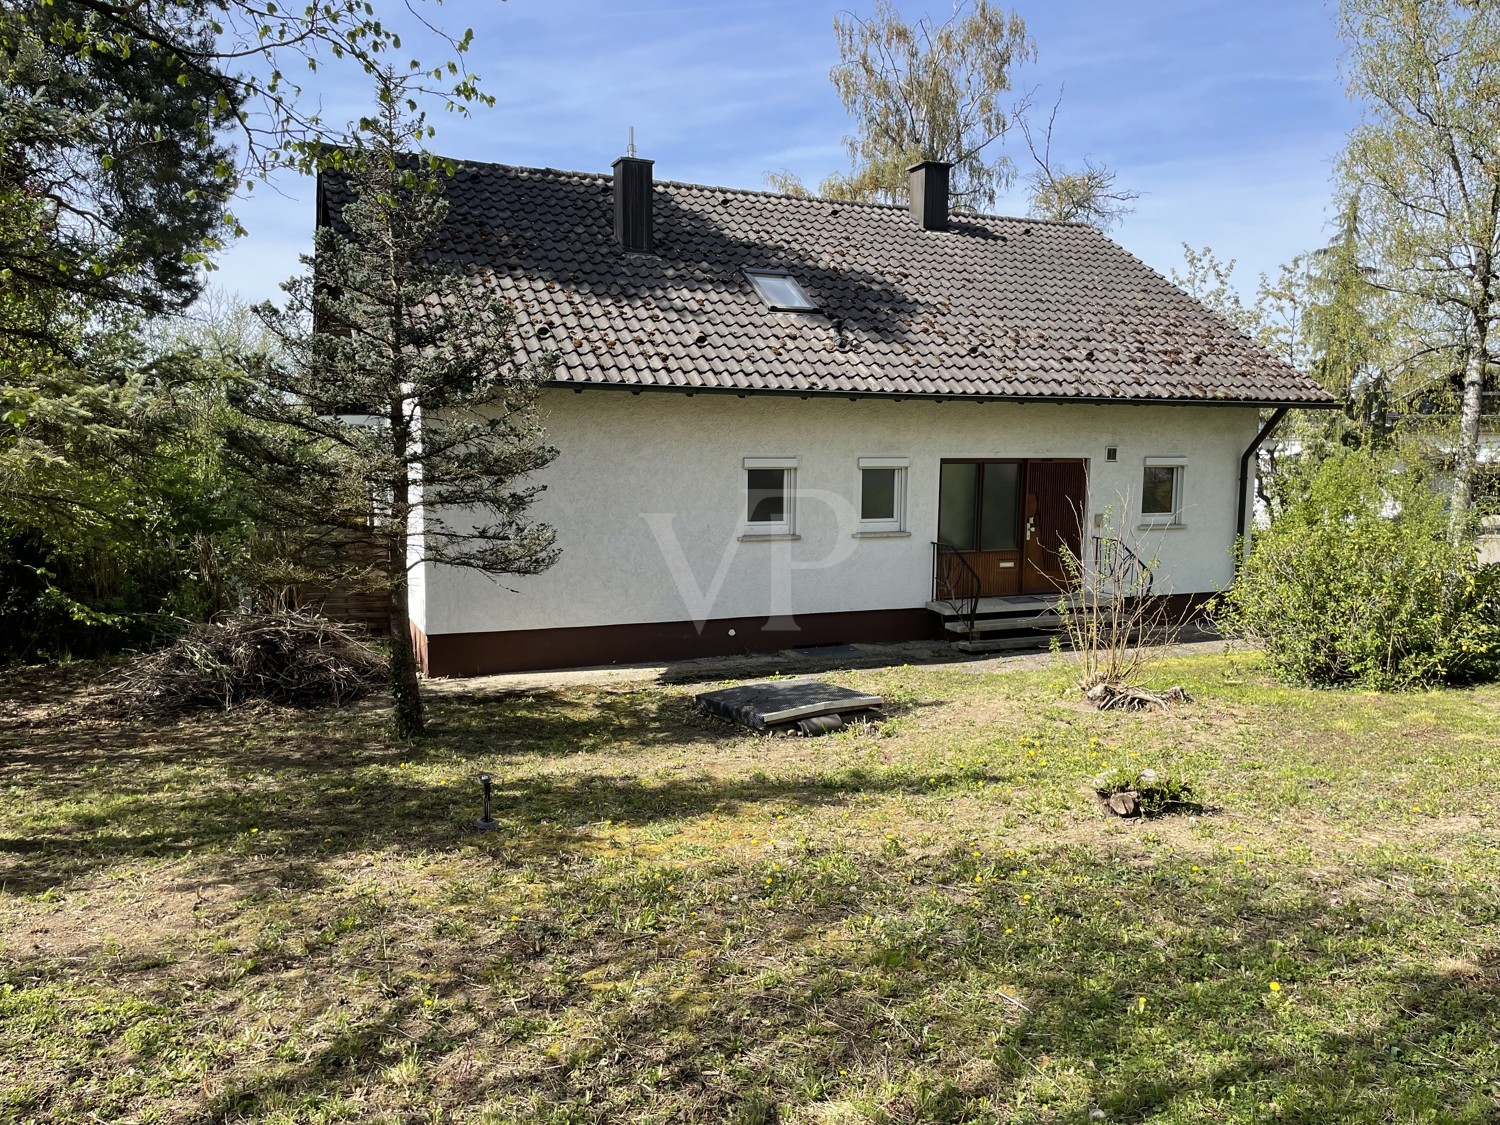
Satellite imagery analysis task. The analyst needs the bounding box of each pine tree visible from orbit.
[244,79,558,737]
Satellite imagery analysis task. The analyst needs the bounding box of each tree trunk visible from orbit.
[1451,330,1488,545]
[388,556,423,739]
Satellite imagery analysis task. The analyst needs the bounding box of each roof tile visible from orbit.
[320,160,1334,406]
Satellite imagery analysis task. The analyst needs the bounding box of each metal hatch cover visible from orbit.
[696,680,884,732]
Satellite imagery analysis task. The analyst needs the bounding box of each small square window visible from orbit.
[743,457,796,536]
[1141,458,1185,524]
[857,456,908,533]
[1105,446,1118,462]
[746,269,818,311]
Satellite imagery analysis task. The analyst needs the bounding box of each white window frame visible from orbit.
[856,456,909,535]
[742,456,797,539]
[744,269,819,312]
[1140,455,1186,527]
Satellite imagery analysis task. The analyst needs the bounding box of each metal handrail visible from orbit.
[1091,534,1154,597]
[932,541,981,634]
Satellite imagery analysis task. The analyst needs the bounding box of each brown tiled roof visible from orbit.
[319,159,1334,406]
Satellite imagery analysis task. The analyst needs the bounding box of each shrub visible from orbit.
[1219,448,1500,689]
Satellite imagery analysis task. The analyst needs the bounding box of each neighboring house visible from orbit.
[317,155,1335,677]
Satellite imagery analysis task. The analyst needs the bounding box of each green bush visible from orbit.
[1219,448,1500,689]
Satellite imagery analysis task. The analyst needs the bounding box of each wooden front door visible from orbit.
[938,459,1087,597]
[1022,459,1088,593]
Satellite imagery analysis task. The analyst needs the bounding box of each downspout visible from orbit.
[1235,407,1289,551]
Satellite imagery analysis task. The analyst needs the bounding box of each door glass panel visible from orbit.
[938,462,978,549]
[979,463,1020,550]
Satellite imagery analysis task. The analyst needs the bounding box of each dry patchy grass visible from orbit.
[3,653,1500,1123]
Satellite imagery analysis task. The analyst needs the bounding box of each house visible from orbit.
[317,155,1335,677]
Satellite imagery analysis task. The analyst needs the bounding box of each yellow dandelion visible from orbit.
[1269,981,1282,993]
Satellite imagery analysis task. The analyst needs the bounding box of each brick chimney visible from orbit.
[613,154,654,253]
[908,160,951,231]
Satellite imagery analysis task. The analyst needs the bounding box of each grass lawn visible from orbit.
[4,649,1500,1124]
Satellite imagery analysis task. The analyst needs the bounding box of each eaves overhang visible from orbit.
[545,378,1341,410]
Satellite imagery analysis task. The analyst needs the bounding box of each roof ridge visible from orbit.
[442,153,1094,230]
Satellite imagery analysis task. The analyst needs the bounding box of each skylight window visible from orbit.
[746,269,818,312]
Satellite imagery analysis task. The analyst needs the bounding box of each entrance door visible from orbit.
[938,459,1086,597]
[1022,460,1088,593]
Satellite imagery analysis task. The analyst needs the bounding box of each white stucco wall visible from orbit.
[419,390,1262,637]
[406,481,427,634]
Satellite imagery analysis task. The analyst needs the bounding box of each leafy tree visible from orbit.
[1338,0,1500,539]
[821,0,1034,209]
[767,1,1134,227]
[0,313,257,662]
[1168,245,1258,335]
[244,82,558,738]
[1018,99,1138,229]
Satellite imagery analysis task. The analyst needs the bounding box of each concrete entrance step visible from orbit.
[926,594,1062,618]
[943,612,1062,635]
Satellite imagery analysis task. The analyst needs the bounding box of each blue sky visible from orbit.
[215,0,1359,307]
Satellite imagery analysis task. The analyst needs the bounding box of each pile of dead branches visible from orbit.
[102,612,388,714]
[1083,682,1191,712]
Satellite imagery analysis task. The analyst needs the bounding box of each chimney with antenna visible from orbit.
[613,126,654,253]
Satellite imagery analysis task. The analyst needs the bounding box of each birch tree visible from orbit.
[766,1,1135,227]
[1338,0,1500,539]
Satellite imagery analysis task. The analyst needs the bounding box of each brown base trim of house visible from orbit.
[417,609,943,678]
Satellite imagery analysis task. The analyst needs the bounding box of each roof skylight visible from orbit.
[746,269,819,312]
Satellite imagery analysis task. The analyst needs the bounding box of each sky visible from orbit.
[214,0,1361,308]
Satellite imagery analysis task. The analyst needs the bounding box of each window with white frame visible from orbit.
[743,456,796,537]
[857,456,908,533]
[1140,456,1186,525]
